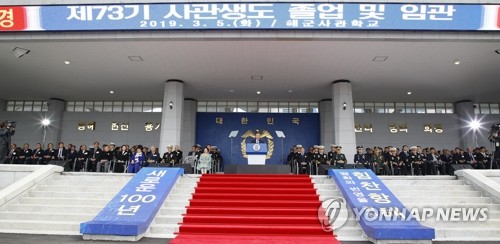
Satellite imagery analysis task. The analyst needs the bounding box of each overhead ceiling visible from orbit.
[1,31,499,103]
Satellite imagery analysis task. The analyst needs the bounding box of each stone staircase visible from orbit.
[314,175,500,243]
[313,175,369,243]
[381,176,500,242]
[0,172,132,235]
[146,174,200,238]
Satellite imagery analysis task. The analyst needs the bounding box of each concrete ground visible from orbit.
[0,234,172,244]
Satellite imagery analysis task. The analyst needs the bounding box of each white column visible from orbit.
[332,80,356,162]
[159,80,184,152]
[455,100,476,149]
[45,98,65,144]
[181,98,197,152]
[319,99,333,147]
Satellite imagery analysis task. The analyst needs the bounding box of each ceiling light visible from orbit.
[228,89,235,93]
[12,47,30,58]
[454,59,461,65]
[256,91,261,95]
[128,56,143,61]
[372,56,388,62]
[407,91,412,95]
[251,76,263,80]
[469,119,481,130]
[109,90,115,94]
[41,119,50,126]
[288,90,293,93]
[495,49,500,54]
[64,60,71,64]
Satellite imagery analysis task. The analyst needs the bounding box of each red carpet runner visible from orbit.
[170,174,339,244]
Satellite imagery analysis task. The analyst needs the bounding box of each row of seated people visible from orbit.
[288,144,499,175]
[5,141,223,174]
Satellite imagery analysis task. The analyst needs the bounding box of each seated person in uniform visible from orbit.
[333,146,347,168]
[96,145,113,172]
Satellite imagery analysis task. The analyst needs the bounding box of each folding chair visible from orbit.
[183,156,198,174]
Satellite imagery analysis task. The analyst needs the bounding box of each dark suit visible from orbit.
[88,147,102,172]
[31,148,44,165]
[43,148,56,164]
[75,149,90,171]
[55,148,68,160]
[296,153,310,174]
[19,148,32,164]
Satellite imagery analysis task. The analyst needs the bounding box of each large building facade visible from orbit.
[1,0,500,163]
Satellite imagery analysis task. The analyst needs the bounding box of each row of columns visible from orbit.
[0,81,477,161]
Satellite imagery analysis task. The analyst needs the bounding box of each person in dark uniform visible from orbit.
[67,144,78,170]
[386,147,400,175]
[317,145,328,174]
[296,145,310,174]
[399,145,410,175]
[163,145,176,166]
[452,147,467,165]
[310,145,320,174]
[75,144,90,172]
[394,148,408,175]
[31,143,44,165]
[373,147,390,175]
[88,142,102,172]
[440,149,453,175]
[96,144,113,172]
[0,122,15,164]
[287,146,297,174]
[8,144,20,164]
[146,146,162,167]
[354,146,367,169]
[318,145,328,164]
[18,143,32,164]
[312,145,328,175]
[42,143,56,165]
[333,146,347,169]
[327,145,337,165]
[474,146,489,169]
[426,147,440,175]
[409,146,426,175]
[365,147,375,172]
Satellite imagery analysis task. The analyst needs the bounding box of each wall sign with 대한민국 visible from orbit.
[0,3,499,32]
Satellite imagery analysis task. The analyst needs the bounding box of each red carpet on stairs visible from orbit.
[170,174,340,244]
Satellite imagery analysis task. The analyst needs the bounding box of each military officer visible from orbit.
[327,145,337,165]
[333,146,347,169]
[162,145,176,166]
[354,146,367,169]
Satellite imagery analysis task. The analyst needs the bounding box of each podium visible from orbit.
[246,143,267,165]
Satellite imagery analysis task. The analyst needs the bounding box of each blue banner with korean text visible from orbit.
[80,168,183,236]
[196,112,319,165]
[329,169,435,240]
[2,3,500,32]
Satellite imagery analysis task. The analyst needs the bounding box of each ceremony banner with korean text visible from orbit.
[80,168,183,236]
[329,169,435,240]
[1,3,499,32]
